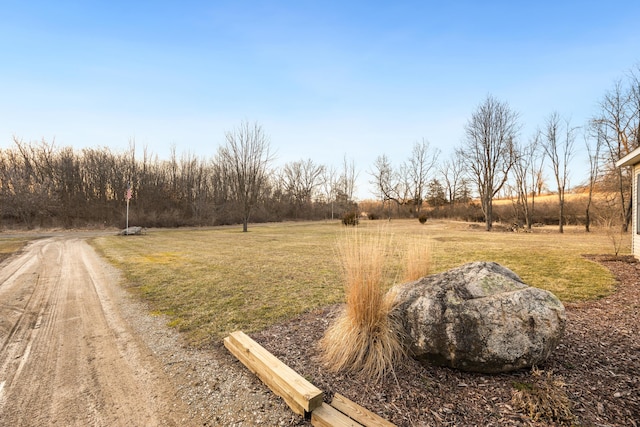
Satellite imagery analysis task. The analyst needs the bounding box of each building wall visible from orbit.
[634,164,640,258]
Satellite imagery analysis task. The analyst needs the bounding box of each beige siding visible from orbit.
[635,164,640,259]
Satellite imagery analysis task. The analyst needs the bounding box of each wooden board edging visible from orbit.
[311,402,363,427]
[224,331,397,426]
[223,331,323,415]
[331,393,396,427]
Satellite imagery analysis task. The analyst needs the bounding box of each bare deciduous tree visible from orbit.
[337,155,358,204]
[282,159,324,205]
[370,140,439,218]
[369,154,401,217]
[459,95,520,231]
[406,139,440,215]
[440,150,467,213]
[591,73,640,231]
[217,121,273,232]
[585,125,603,232]
[629,65,640,147]
[282,159,325,215]
[541,112,577,233]
[512,130,544,230]
[320,165,338,219]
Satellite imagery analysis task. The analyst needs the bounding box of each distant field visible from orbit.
[491,190,614,206]
[89,219,628,347]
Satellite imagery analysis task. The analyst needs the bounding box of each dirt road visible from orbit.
[0,237,195,426]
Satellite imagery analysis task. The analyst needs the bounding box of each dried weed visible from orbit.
[511,367,575,425]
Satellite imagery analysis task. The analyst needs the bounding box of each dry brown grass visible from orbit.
[91,223,345,346]
[89,219,625,347]
[320,228,405,382]
[511,367,575,425]
[402,235,433,282]
[491,190,616,206]
[0,238,29,263]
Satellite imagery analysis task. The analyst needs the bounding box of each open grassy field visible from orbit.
[89,219,629,347]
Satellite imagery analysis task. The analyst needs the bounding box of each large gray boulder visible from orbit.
[119,226,145,236]
[391,261,566,373]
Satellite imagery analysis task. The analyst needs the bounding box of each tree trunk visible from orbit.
[585,207,591,232]
[558,197,564,233]
[585,184,594,232]
[528,193,536,230]
[484,198,493,231]
[522,197,531,230]
[623,196,632,232]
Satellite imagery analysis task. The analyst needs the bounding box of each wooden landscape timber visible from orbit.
[329,394,395,427]
[223,330,324,415]
[224,331,396,426]
[310,394,397,427]
[311,402,363,427]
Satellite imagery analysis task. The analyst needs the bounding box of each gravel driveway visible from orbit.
[0,236,298,426]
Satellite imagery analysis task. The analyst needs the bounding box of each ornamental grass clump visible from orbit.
[403,236,433,282]
[320,229,406,383]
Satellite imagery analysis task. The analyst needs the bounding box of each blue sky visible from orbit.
[1,1,639,199]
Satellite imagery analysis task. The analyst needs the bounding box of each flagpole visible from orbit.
[125,183,131,234]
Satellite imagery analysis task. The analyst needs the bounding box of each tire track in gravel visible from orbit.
[0,237,197,426]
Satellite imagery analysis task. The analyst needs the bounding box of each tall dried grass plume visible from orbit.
[320,228,406,382]
[403,236,433,282]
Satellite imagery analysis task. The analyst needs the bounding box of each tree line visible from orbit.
[0,122,357,230]
[369,64,640,232]
[1,65,638,232]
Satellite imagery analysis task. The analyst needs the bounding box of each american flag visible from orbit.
[126,184,132,201]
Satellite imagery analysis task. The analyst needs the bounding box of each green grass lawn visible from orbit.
[89,219,629,347]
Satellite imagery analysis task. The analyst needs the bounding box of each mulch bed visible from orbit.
[253,255,640,426]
